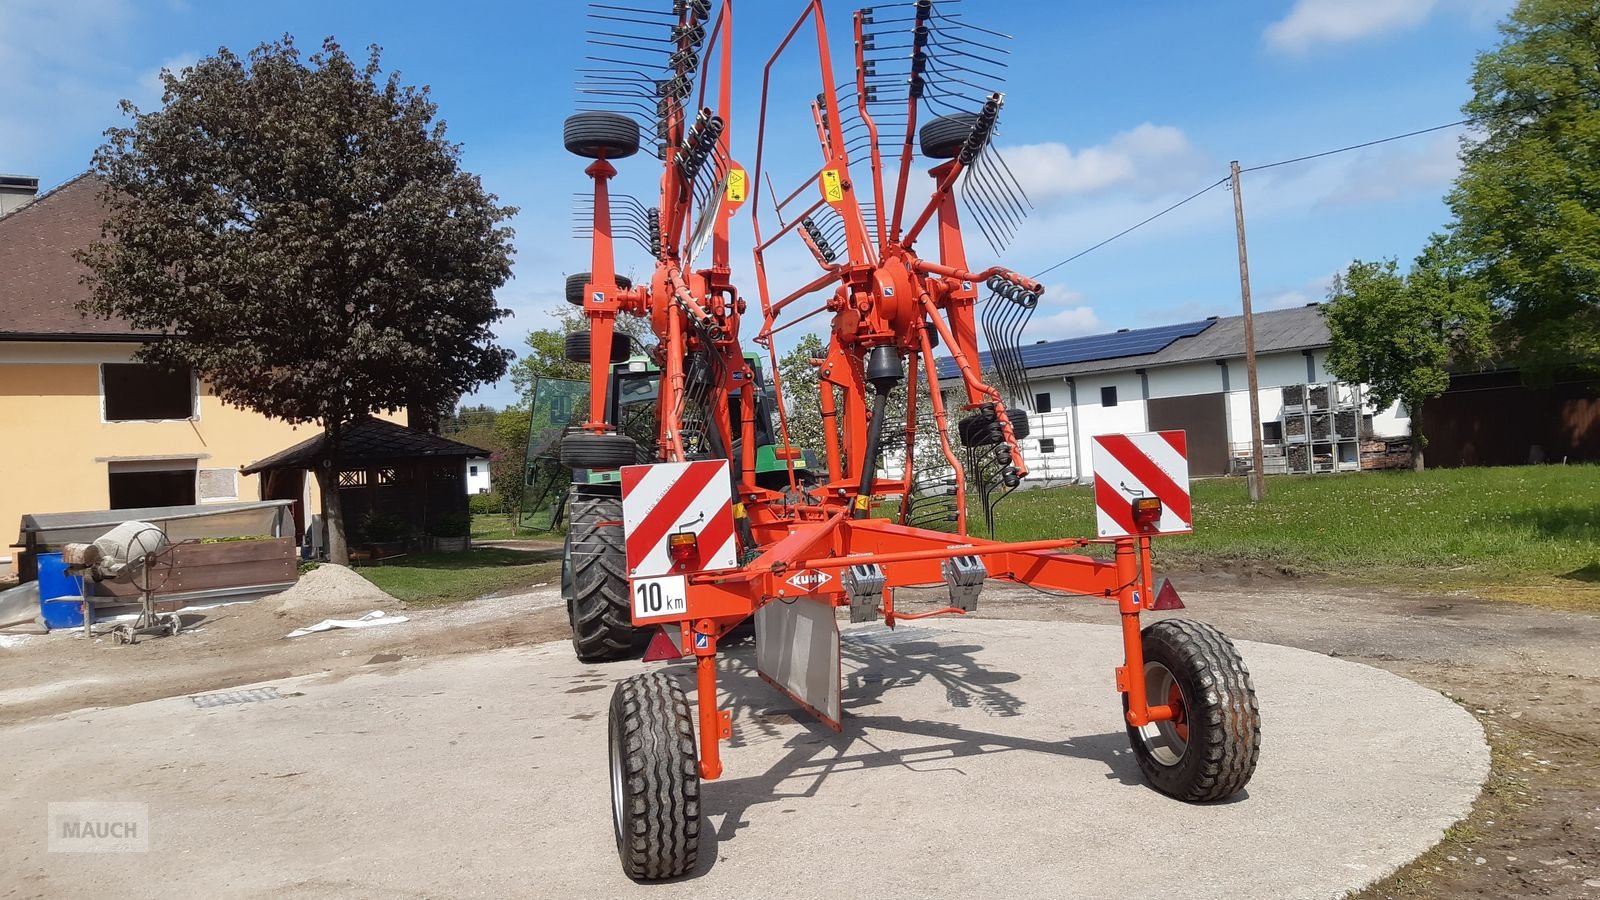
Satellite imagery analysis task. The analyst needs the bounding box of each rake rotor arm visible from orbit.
[918,292,1029,478]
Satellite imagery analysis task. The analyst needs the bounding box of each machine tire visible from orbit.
[561,432,642,470]
[920,112,978,159]
[565,111,642,160]
[564,330,633,364]
[1005,408,1030,440]
[1126,618,1260,802]
[566,273,633,307]
[566,492,645,661]
[609,672,701,881]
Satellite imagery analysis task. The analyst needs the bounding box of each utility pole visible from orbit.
[1230,161,1266,502]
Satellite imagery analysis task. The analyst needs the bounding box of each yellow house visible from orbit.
[0,174,335,575]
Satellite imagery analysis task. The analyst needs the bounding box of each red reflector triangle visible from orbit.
[643,627,683,662]
[1152,577,1185,611]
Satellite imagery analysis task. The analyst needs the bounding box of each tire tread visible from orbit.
[610,672,700,880]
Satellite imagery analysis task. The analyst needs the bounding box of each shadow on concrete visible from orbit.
[652,628,1144,875]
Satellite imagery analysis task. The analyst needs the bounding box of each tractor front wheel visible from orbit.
[565,491,645,661]
[609,672,701,881]
[1126,618,1260,802]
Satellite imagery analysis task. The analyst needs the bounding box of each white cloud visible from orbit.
[1026,291,1102,339]
[1000,124,1207,205]
[0,0,134,173]
[1266,0,1436,54]
[1264,0,1513,54]
[1260,271,1338,310]
[1318,131,1462,208]
[139,53,200,100]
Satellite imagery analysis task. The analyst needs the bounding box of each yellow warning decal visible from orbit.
[821,168,844,203]
[725,168,747,203]
[853,494,870,510]
[732,502,747,519]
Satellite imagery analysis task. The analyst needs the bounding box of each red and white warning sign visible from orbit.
[620,460,739,578]
[1090,431,1193,538]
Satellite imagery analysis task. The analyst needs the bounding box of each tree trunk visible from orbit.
[318,421,350,565]
[316,465,350,565]
[1408,401,1426,473]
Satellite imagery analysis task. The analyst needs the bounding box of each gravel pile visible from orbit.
[269,564,400,621]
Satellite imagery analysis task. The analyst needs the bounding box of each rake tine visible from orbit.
[589,2,675,17]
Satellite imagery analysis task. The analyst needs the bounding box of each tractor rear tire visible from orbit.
[564,330,632,364]
[920,112,979,159]
[565,111,641,160]
[1126,618,1260,802]
[608,671,701,881]
[561,432,642,470]
[566,273,633,307]
[566,491,645,661]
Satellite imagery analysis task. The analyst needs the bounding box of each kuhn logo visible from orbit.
[786,570,832,592]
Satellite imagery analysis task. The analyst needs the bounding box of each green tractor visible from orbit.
[559,350,817,661]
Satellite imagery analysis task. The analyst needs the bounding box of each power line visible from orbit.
[1238,118,1468,173]
[1031,176,1228,280]
[1028,86,1600,280]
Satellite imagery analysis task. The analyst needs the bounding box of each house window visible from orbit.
[102,363,196,421]
[1034,393,1052,414]
[469,465,479,476]
[1039,438,1056,454]
[1262,422,1283,443]
[1100,386,1117,407]
[108,460,197,509]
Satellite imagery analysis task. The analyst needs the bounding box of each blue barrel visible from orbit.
[37,552,88,629]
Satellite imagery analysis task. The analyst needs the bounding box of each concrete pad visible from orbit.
[1,618,1487,899]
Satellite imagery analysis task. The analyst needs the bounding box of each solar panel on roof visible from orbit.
[935,319,1215,378]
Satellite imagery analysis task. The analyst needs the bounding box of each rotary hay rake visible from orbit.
[557,0,1260,881]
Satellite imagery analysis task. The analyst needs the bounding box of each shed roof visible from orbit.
[937,304,1330,381]
[0,173,154,341]
[242,417,490,474]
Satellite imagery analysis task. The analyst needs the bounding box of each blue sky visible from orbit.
[2,0,1512,407]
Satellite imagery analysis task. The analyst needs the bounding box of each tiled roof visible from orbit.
[937,304,1331,380]
[0,173,153,339]
[242,417,490,474]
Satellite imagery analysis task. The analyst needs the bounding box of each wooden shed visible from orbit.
[242,417,488,551]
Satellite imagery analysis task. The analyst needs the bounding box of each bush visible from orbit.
[357,511,410,544]
[429,512,471,538]
[468,491,502,516]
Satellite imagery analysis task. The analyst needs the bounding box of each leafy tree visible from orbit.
[490,407,533,516]
[79,37,516,563]
[1447,0,1600,377]
[1324,241,1492,470]
[509,304,655,401]
[775,332,828,455]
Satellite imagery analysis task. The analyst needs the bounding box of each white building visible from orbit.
[465,457,492,495]
[940,305,1408,483]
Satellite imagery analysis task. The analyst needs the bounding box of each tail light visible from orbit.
[1131,497,1163,531]
[668,531,699,566]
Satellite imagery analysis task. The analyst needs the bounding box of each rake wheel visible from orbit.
[565,272,632,307]
[609,671,700,881]
[564,111,642,160]
[1126,619,1261,802]
[919,112,979,159]
[563,330,632,364]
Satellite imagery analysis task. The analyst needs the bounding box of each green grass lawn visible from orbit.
[992,465,1600,604]
[357,547,562,607]
[470,514,560,542]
